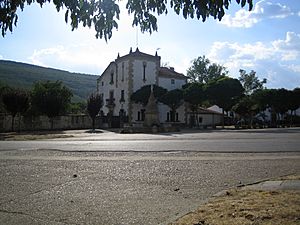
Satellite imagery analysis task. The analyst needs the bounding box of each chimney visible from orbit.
[170,67,174,71]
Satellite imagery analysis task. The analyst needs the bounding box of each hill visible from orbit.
[0,60,99,102]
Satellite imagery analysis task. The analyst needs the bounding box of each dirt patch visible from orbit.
[0,132,74,141]
[170,176,300,225]
[276,174,300,181]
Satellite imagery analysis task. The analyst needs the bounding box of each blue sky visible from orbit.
[0,0,300,90]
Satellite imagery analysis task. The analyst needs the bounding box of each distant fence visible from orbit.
[0,114,97,132]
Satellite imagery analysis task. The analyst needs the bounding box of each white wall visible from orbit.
[158,77,186,90]
[158,103,185,123]
[132,60,157,92]
[97,59,130,116]
[186,113,222,126]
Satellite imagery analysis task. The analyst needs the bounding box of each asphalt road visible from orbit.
[0,128,299,225]
[0,128,300,153]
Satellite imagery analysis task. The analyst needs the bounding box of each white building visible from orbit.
[97,48,188,128]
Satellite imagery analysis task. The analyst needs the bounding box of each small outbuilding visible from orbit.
[186,107,223,128]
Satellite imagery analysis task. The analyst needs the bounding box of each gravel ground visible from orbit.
[0,150,299,225]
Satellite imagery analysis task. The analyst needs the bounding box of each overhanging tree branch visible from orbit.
[0,0,253,40]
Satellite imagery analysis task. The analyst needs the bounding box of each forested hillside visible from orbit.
[0,60,98,102]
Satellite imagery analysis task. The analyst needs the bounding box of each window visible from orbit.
[176,113,179,122]
[167,112,170,122]
[143,62,147,81]
[119,109,125,117]
[171,79,175,84]
[198,117,203,124]
[102,81,104,86]
[137,109,145,121]
[109,90,114,100]
[100,93,104,103]
[141,109,145,121]
[110,72,114,84]
[120,90,125,102]
[137,111,141,121]
[121,62,125,81]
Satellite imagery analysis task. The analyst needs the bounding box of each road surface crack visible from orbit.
[0,208,69,224]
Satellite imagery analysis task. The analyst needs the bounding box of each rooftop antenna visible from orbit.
[155,48,161,56]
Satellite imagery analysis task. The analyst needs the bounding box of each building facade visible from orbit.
[97,48,188,128]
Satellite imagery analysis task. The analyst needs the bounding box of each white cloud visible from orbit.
[28,44,118,74]
[272,32,300,60]
[207,41,276,73]
[220,0,293,28]
[206,32,300,88]
[208,32,300,68]
[284,64,300,73]
[0,55,3,60]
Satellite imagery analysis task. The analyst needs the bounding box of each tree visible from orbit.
[289,88,300,114]
[232,95,260,128]
[87,93,103,131]
[187,55,228,83]
[69,102,87,114]
[238,69,267,95]
[183,82,206,127]
[269,88,291,126]
[0,0,253,40]
[0,81,9,113]
[207,77,244,128]
[2,88,30,132]
[131,85,167,106]
[160,89,183,122]
[286,88,300,126]
[31,81,73,129]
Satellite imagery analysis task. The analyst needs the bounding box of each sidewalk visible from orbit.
[169,174,300,225]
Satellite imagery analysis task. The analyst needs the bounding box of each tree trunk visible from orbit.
[222,108,225,129]
[289,110,293,127]
[92,117,95,131]
[50,118,54,130]
[18,113,21,133]
[11,115,15,132]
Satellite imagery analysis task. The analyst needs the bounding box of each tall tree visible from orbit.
[2,88,30,131]
[31,81,73,129]
[287,88,300,126]
[187,56,228,83]
[289,88,300,115]
[183,83,206,126]
[160,89,183,122]
[232,95,260,127]
[0,81,9,113]
[238,69,267,95]
[207,77,244,128]
[87,93,103,131]
[270,88,291,125]
[0,0,253,40]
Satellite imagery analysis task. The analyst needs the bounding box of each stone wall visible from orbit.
[0,114,95,132]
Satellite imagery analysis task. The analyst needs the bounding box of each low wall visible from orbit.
[0,114,96,132]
